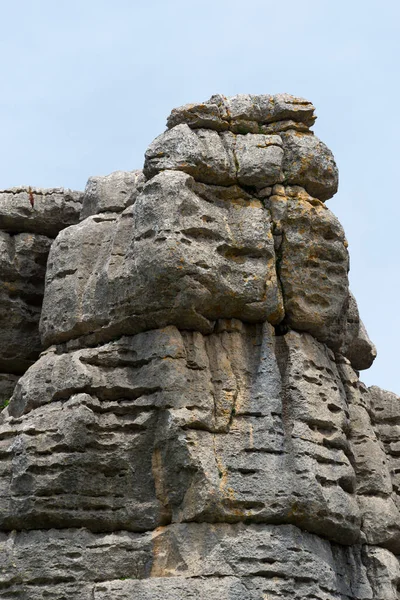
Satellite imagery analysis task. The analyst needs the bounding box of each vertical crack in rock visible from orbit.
[0,93,396,599]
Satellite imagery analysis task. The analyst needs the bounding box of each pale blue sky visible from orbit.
[1,0,399,392]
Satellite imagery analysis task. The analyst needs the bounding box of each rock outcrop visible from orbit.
[0,94,396,599]
[0,187,83,408]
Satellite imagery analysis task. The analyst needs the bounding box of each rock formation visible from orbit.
[0,187,83,408]
[0,94,398,599]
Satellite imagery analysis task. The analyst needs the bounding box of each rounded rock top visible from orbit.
[166,93,316,133]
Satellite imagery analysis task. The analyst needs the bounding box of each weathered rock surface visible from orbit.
[0,94,396,598]
[40,172,283,347]
[0,524,374,599]
[0,187,82,237]
[80,169,145,220]
[166,93,316,132]
[268,185,349,350]
[344,292,377,370]
[0,187,83,406]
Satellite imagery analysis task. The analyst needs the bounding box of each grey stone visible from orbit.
[270,186,349,350]
[344,292,377,370]
[3,325,359,544]
[1,93,397,598]
[0,186,83,236]
[348,403,392,496]
[167,94,316,133]
[40,171,283,347]
[363,545,400,600]
[339,372,400,553]
[167,100,230,131]
[80,169,145,219]
[0,527,153,599]
[235,133,284,187]
[357,495,400,553]
[143,124,237,185]
[0,523,372,598]
[0,231,52,373]
[281,131,339,200]
[369,386,400,516]
[0,374,18,409]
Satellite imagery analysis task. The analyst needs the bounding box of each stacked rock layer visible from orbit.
[0,95,398,599]
[0,187,83,407]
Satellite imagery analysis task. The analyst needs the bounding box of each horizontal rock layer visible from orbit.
[0,94,392,598]
[0,187,83,407]
[1,523,390,599]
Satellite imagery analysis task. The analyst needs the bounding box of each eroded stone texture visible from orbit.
[2,324,359,545]
[0,94,393,598]
[166,93,316,132]
[0,187,83,404]
[280,131,338,200]
[0,187,83,237]
[0,524,373,599]
[269,186,349,351]
[363,546,400,600]
[0,231,52,374]
[339,362,400,554]
[40,172,283,347]
[80,169,145,220]
[344,292,377,370]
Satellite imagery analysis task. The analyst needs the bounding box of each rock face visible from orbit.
[0,95,397,599]
[0,187,83,408]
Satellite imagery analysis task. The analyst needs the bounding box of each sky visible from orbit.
[0,0,399,393]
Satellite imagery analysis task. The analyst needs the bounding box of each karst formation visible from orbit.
[0,94,399,599]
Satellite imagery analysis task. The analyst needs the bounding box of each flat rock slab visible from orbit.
[167,93,316,132]
[0,187,83,237]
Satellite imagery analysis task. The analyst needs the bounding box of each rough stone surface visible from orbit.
[0,231,52,374]
[0,187,83,237]
[269,185,349,350]
[1,94,395,598]
[80,169,145,219]
[0,186,83,404]
[0,374,18,408]
[280,131,338,200]
[166,93,316,132]
[344,292,377,370]
[40,172,283,347]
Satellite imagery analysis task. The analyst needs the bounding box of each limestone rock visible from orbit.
[80,169,145,219]
[346,318,377,370]
[0,528,154,599]
[0,231,52,373]
[40,172,283,347]
[0,523,373,599]
[0,93,393,598]
[167,93,316,133]
[0,374,17,409]
[4,324,359,545]
[0,186,83,237]
[363,546,400,600]
[143,124,237,185]
[235,133,284,187]
[0,185,83,402]
[281,131,339,200]
[269,186,349,350]
[369,386,400,516]
[343,292,377,370]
